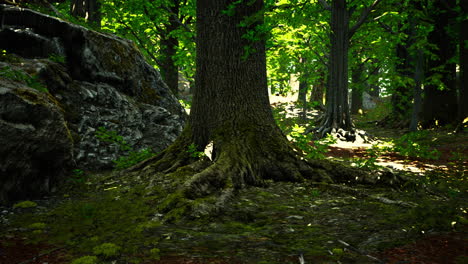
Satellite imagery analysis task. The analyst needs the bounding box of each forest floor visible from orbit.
[0,101,467,264]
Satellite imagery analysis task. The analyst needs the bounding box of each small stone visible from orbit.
[286,215,304,220]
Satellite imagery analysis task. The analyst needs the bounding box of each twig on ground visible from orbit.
[326,184,418,208]
[338,239,385,263]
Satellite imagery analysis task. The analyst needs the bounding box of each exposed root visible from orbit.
[325,183,417,208]
[124,127,196,174]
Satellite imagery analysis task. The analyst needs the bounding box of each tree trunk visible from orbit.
[350,63,364,114]
[382,34,413,128]
[297,57,309,121]
[70,0,100,28]
[459,1,468,123]
[310,69,325,108]
[125,0,391,221]
[409,49,424,131]
[421,0,457,127]
[318,0,352,136]
[159,1,180,96]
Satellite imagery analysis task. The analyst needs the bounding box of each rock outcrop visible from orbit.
[0,5,186,203]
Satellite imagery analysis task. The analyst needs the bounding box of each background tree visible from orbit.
[316,0,382,137]
[100,0,195,96]
[460,0,468,124]
[70,0,101,27]
[421,0,458,128]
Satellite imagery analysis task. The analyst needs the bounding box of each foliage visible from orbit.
[0,49,21,63]
[48,53,66,64]
[392,131,441,160]
[70,255,98,264]
[113,148,156,169]
[95,126,131,151]
[95,127,157,169]
[13,201,37,209]
[289,124,336,160]
[178,99,191,109]
[28,222,46,230]
[149,247,161,260]
[351,144,384,170]
[186,143,205,158]
[0,66,48,92]
[69,169,89,185]
[93,242,121,258]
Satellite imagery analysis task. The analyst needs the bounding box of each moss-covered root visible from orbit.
[306,159,406,187]
[155,141,338,222]
[124,127,195,174]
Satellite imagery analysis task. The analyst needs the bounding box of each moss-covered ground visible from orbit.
[0,102,466,264]
[1,162,466,263]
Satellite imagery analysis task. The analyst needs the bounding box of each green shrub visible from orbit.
[186,143,205,158]
[113,148,156,169]
[13,201,37,209]
[28,222,46,230]
[392,131,440,160]
[95,127,157,169]
[48,53,66,64]
[95,126,131,151]
[289,124,336,160]
[71,255,98,264]
[149,247,161,260]
[351,144,384,170]
[93,242,121,258]
[0,66,48,92]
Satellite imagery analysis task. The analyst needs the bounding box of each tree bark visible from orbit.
[70,0,100,28]
[159,1,180,96]
[318,0,352,136]
[297,57,309,121]
[124,0,396,222]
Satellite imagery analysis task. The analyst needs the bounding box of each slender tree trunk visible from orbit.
[310,69,325,108]
[421,0,457,127]
[318,0,352,136]
[367,63,380,97]
[159,1,180,96]
[459,1,468,123]
[297,57,309,121]
[70,0,100,27]
[351,63,364,114]
[383,33,413,128]
[409,49,424,131]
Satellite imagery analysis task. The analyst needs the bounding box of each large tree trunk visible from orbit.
[159,1,180,96]
[318,0,353,136]
[70,0,100,27]
[421,0,457,127]
[126,0,391,222]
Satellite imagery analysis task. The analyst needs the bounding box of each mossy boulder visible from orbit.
[0,81,74,204]
[0,5,186,171]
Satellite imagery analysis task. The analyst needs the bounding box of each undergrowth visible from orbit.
[95,126,157,169]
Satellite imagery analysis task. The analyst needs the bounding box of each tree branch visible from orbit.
[349,0,382,38]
